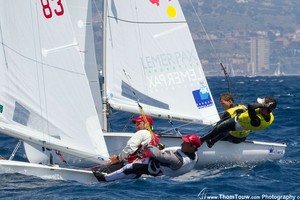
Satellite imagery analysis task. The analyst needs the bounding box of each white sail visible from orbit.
[104,0,220,125]
[0,0,108,164]
[68,1,104,127]
[274,63,282,76]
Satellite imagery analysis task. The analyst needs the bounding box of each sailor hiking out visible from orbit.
[92,134,201,182]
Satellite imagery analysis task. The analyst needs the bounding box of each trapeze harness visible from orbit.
[147,149,197,177]
[238,108,274,131]
[126,133,161,163]
[226,105,251,138]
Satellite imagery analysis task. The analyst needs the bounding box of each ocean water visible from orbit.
[0,76,299,200]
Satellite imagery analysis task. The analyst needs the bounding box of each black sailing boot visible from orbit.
[92,169,107,182]
[206,139,215,148]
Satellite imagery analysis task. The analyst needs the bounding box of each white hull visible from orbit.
[104,132,286,167]
[0,160,98,184]
[0,133,286,183]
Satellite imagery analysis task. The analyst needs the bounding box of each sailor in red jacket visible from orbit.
[93,115,163,173]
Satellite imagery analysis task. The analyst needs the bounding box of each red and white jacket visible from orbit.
[118,129,161,163]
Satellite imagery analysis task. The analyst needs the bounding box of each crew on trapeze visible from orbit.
[201,95,277,148]
[216,93,251,144]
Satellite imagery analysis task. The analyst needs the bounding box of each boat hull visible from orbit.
[103,132,286,167]
[0,133,286,183]
[0,160,98,184]
[9,133,287,168]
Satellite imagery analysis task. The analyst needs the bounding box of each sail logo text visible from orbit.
[143,50,197,68]
[147,69,202,88]
[269,147,285,155]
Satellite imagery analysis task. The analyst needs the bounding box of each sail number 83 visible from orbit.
[40,0,64,19]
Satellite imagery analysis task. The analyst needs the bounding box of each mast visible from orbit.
[101,0,108,131]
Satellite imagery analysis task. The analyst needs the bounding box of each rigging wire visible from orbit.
[188,0,236,96]
[122,113,135,132]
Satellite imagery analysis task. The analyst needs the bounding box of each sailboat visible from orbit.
[0,0,286,183]
[0,0,106,183]
[226,64,235,77]
[274,63,283,76]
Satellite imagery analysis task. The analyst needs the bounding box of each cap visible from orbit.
[182,134,201,148]
[132,115,154,125]
[257,97,265,104]
[257,96,277,111]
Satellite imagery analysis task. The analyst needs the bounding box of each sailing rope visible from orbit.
[55,150,69,166]
[9,140,22,160]
[123,69,157,145]
[167,119,182,136]
[122,113,135,132]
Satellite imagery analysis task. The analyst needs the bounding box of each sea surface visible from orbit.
[0,76,299,200]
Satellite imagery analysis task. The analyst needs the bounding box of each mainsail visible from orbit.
[104,0,220,125]
[0,0,108,164]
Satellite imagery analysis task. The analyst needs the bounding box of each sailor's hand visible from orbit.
[158,143,165,150]
[108,154,120,164]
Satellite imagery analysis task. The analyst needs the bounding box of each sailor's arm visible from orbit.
[118,130,151,160]
[247,103,264,126]
[219,111,230,122]
[147,146,182,168]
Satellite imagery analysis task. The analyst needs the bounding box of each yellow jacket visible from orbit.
[238,108,274,131]
[226,105,250,138]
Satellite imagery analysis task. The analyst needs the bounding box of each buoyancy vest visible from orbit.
[126,133,161,163]
[238,109,274,131]
[228,129,251,138]
[148,149,197,177]
[226,104,247,118]
[226,105,250,138]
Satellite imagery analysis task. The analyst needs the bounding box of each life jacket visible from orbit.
[228,129,251,138]
[148,149,197,177]
[238,109,274,131]
[226,104,247,118]
[126,133,161,163]
[226,105,250,138]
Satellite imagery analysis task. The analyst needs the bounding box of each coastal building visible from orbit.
[249,37,270,75]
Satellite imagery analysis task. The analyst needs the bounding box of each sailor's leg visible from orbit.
[224,134,246,144]
[201,118,236,144]
[211,131,228,143]
[106,161,127,173]
[102,159,149,182]
[92,161,125,174]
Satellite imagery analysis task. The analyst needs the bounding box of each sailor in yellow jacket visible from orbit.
[221,104,251,143]
[201,96,277,148]
[210,93,250,144]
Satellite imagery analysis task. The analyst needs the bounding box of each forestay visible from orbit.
[104,0,220,125]
[0,0,108,163]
